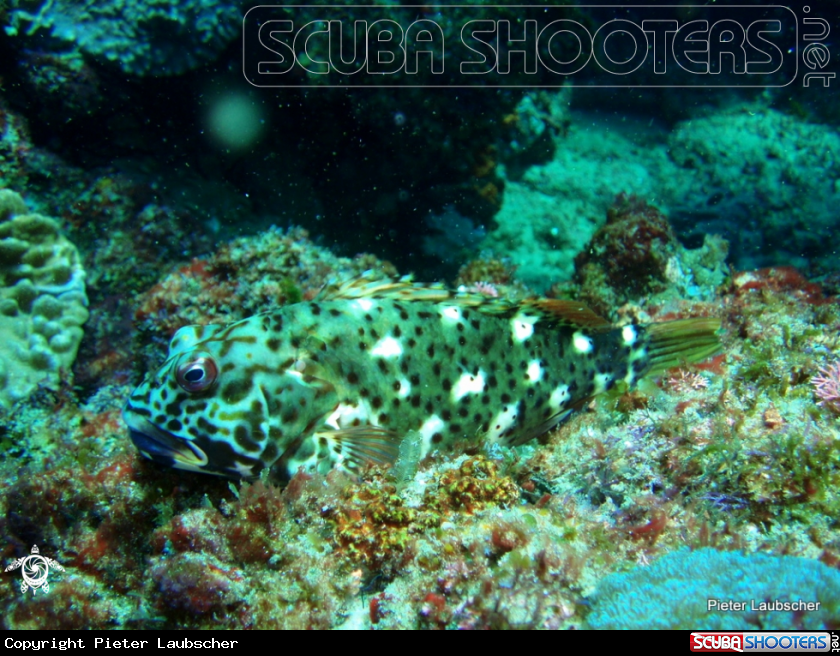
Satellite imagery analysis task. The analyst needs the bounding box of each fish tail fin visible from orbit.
[644,318,722,376]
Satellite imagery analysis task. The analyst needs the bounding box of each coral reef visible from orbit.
[133,225,397,343]
[8,0,239,76]
[0,1,838,631]
[0,248,838,628]
[574,194,728,318]
[666,108,840,274]
[0,189,87,409]
[587,548,840,629]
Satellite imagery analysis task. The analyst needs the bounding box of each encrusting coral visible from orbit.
[0,189,88,409]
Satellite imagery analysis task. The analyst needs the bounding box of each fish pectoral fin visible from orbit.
[505,409,575,446]
[315,425,401,473]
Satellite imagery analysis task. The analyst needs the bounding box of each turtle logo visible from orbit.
[5,545,65,594]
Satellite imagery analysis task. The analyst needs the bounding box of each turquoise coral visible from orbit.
[586,548,840,630]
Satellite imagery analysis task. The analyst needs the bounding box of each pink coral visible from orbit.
[812,361,840,413]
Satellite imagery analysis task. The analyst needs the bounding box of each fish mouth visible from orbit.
[122,411,209,472]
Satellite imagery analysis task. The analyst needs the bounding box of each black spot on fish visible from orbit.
[408,338,416,348]
[267,337,281,352]
[458,407,468,418]
[427,344,435,358]
[310,303,321,315]
[164,400,182,417]
[372,396,383,409]
[394,326,402,337]
[347,372,359,384]
[262,441,278,463]
[442,409,452,421]
[393,380,401,392]
[442,379,452,391]
[432,432,443,444]
[281,407,299,424]
[167,419,182,432]
[458,336,467,346]
[410,374,420,386]
[329,308,341,317]
[197,416,219,435]
[415,326,423,336]
[378,360,389,374]
[234,424,255,449]
[418,311,432,319]
[410,394,421,407]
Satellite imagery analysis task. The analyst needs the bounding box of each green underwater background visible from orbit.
[0,0,838,629]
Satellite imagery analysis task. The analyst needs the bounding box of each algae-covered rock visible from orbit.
[0,189,88,409]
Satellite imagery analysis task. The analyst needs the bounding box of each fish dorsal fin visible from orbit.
[317,272,450,303]
[519,299,612,330]
[317,274,610,330]
[317,272,514,310]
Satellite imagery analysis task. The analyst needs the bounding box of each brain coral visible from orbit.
[587,548,840,630]
[9,0,239,77]
[0,189,88,409]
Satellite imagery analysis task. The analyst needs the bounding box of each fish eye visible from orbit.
[175,353,218,393]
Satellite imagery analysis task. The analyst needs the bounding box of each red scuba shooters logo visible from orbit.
[692,634,744,652]
[691,632,833,652]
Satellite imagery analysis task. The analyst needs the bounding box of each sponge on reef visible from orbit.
[0,189,88,409]
[586,548,840,630]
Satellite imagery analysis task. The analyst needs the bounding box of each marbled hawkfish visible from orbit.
[123,276,721,479]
